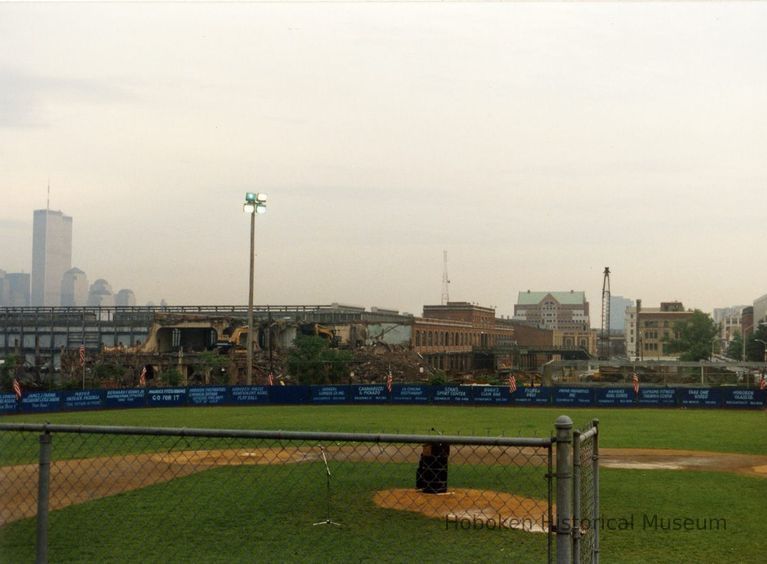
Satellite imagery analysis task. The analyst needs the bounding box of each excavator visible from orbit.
[214,322,338,354]
[214,326,250,354]
[298,323,339,347]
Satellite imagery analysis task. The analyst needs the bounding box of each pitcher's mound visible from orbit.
[373,488,550,533]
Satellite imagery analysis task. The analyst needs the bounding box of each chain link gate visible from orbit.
[573,419,600,564]
[0,422,566,563]
[553,416,600,564]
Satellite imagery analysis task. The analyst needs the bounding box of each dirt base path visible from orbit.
[600,448,767,478]
[2,446,765,528]
[0,447,309,527]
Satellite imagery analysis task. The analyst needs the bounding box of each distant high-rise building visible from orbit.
[713,305,748,325]
[0,269,6,305]
[753,294,767,327]
[6,273,31,306]
[741,307,754,340]
[115,289,136,307]
[712,305,748,347]
[609,296,633,333]
[31,209,73,306]
[87,279,114,307]
[61,268,89,306]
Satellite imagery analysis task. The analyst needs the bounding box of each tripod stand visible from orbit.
[313,446,341,527]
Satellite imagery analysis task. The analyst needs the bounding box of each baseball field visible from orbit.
[1,405,765,563]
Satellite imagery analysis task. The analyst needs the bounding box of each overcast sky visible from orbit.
[1,2,765,320]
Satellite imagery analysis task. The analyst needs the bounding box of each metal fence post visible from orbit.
[592,419,600,564]
[572,429,582,564]
[548,443,554,564]
[37,430,52,564]
[555,415,573,564]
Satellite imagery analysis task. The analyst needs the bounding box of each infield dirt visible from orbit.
[1,446,765,527]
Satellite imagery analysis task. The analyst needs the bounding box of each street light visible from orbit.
[741,321,767,361]
[755,338,767,363]
[754,339,767,389]
[244,192,267,385]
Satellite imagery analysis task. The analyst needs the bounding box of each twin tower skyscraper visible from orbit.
[31,208,73,306]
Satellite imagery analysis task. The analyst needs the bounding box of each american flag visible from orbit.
[12,377,22,401]
[268,372,274,386]
[386,371,393,394]
[508,374,517,394]
[139,366,147,387]
[760,373,767,391]
[632,372,640,395]
[79,344,85,367]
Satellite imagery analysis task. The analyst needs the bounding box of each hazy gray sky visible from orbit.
[1,2,765,319]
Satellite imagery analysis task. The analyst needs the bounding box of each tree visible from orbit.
[664,310,719,361]
[197,351,229,385]
[159,368,183,386]
[0,355,20,391]
[725,332,744,361]
[745,324,767,362]
[92,362,125,384]
[287,336,353,385]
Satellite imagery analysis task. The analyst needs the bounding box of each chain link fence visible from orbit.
[573,420,600,564]
[0,422,601,563]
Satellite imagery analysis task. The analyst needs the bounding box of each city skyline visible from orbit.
[3,203,762,321]
[1,3,766,316]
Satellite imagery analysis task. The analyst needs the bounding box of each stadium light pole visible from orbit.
[244,192,267,385]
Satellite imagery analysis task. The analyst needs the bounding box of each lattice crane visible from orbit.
[441,251,450,305]
[600,267,611,360]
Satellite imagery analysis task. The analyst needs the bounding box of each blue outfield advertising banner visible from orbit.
[0,393,18,414]
[20,391,62,412]
[352,385,389,403]
[637,388,677,407]
[720,388,766,408]
[432,385,472,404]
[593,387,636,407]
[146,387,188,408]
[472,385,511,405]
[63,390,105,411]
[1,384,764,415]
[267,385,309,404]
[678,387,722,408]
[552,387,594,407]
[188,386,228,406]
[311,385,351,403]
[512,386,551,405]
[230,386,270,405]
[391,385,431,404]
[104,389,146,409]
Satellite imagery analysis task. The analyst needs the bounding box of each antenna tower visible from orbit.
[600,267,611,360]
[441,251,450,305]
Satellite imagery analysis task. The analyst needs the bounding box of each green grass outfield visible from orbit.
[1,406,766,563]
[5,405,767,454]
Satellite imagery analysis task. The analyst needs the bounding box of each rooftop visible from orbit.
[516,290,586,306]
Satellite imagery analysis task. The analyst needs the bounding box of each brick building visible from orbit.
[413,303,515,372]
[412,302,565,373]
[552,328,598,357]
[624,301,694,360]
